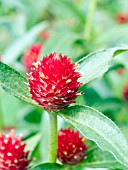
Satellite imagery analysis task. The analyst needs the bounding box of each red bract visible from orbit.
[0,130,32,170]
[22,43,42,72]
[123,83,128,101]
[28,53,82,111]
[116,13,128,24]
[57,128,88,165]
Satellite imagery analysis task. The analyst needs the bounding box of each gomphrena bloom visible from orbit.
[123,83,128,101]
[57,128,88,165]
[39,30,50,40]
[28,53,82,111]
[0,130,32,170]
[117,67,125,76]
[2,126,15,132]
[116,13,128,24]
[22,43,42,72]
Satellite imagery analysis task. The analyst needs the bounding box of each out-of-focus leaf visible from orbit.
[77,47,128,84]
[98,98,123,113]
[1,0,25,10]
[25,133,41,157]
[2,21,48,64]
[30,163,64,170]
[41,30,78,58]
[59,105,128,167]
[0,88,24,126]
[79,147,127,169]
[107,63,124,72]
[23,0,50,27]
[52,0,84,23]
[24,107,42,124]
[95,25,128,47]
[0,62,38,106]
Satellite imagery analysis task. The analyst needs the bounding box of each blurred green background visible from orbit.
[0,0,128,169]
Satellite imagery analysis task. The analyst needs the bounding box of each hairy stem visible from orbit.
[48,112,58,162]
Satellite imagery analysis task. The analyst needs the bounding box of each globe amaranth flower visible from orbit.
[116,13,128,24]
[117,67,125,76]
[0,130,32,170]
[39,30,50,40]
[123,83,128,101]
[22,43,42,72]
[57,128,88,165]
[28,53,82,111]
[2,126,15,132]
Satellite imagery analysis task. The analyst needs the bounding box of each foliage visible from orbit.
[0,0,128,169]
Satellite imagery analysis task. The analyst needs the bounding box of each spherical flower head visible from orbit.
[0,130,32,170]
[123,83,128,102]
[28,53,82,111]
[116,13,128,24]
[22,43,42,72]
[39,30,50,40]
[57,128,88,165]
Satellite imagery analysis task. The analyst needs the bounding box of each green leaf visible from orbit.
[79,147,127,169]
[59,105,128,168]
[30,163,64,170]
[0,62,38,106]
[25,133,41,157]
[2,21,48,64]
[77,47,128,84]
[24,107,42,124]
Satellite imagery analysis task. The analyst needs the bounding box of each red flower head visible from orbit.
[0,130,32,170]
[39,30,50,40]
[116,13,128,24]
[117,67,125,76]
[2,126,15,132]
[28,53,82,111]
[123,83,128,101]
[22,43,42,72]
[57,128,88,165]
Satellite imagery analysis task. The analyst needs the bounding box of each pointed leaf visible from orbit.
[78,47,128,84]
[59,105,128,167]
[79,147,127,169]
[0,62,38,106]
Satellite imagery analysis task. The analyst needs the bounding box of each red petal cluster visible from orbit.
[57,128,88,165]
[0,130,32,170]
[116,13,128,24]
[28,53,82,111]
[123,83,128,101]
[22,43,42,72]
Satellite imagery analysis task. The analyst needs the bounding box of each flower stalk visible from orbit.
[48,112,58,162]
[84,0,97,40]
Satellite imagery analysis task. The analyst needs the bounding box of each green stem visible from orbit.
[84,0,97,40]
[48,112,58,162]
